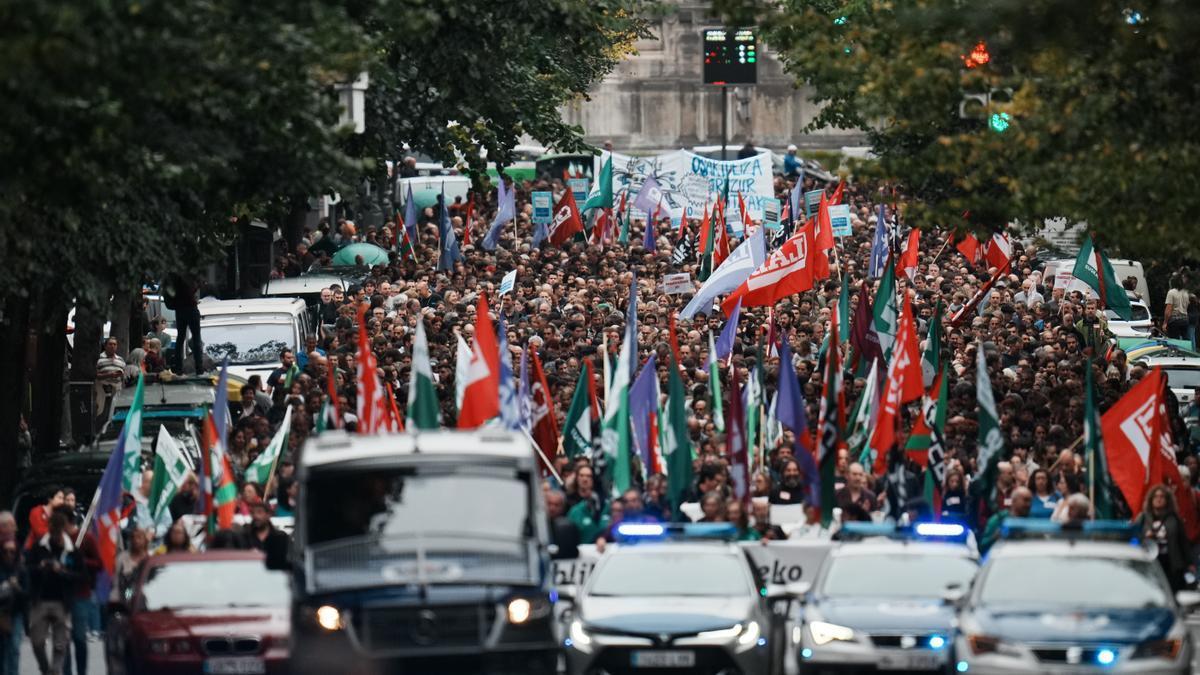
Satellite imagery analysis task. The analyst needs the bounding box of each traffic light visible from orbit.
[963,42,990,69]
[989,112,1011,133]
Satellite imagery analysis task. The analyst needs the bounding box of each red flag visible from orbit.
[828,181,844,206]
[590,208,610,247]
[585,358,601,421]
[737,191,753,234]
[1102,369,1166,519]
[949,262,1010,327]
[870,294,922,474]
[899,228,920,281]
[385,381,405,432]
[984,232,1012,270]
[721,226,815,315]
[202,413,235,531]
[697,202,712,256]
[816,192,835,252]
[458,294,501,428]
[461,193,474,247]
[529,350,560,474]
[667,314,683,369]
[325,358,341,429]
[355,304,393,434]
[726,365,751,509]
[548,188,584,246]
[955,234,983,265]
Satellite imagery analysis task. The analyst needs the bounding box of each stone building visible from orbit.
[562,1,867,153]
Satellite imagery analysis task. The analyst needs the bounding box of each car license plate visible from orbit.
[877,651,939,670]
[632,650,696,668]
[204,657,266,674]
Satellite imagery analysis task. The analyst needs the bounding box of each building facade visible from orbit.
[563,1,866,153]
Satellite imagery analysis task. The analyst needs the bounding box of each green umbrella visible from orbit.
[331,243,389,267]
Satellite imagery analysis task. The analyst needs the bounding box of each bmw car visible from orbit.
[951,519,1199,673]
[794,523,978,673]
[561,523,791,675]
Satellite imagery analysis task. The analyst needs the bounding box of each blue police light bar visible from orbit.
[915,523,966,538]
[1001,518,1141,543]
[613,522,738,542]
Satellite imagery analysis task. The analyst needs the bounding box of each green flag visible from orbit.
[121,371,146,491]
[921,301,943,387]
[872,257,898,361]
[406,318,441,429]
[244,405,291,486]
[707,331,724,432]
[582,155,613,213]
[1084,365,1117,519]
[847,360,879,465]
[601,321,634,498]
[563,361,594,459]
[838,273,851,339]
[149,425,189,522]
[970,341,1007,508]
[1072,235,1133,321]
[283,361,300,390]
[664,352,694,519]
[920,365,949,508]
[745,360,763,465]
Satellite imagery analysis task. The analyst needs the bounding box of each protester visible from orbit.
[1135,485,1192,592]
[27,508,82,675]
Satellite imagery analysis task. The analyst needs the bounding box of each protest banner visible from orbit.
[763,198,781,230]
[829,204,852,237]
[568,178,590,206]
[531,191,553,225]
[593,150,774,223]
[661,272,694,295]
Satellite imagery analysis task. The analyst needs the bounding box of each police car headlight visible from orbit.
[809,621,855,646]
[736,620,762,651]
[506,597,550,624]
[568,620,593,653]
[1134,637,1183,660]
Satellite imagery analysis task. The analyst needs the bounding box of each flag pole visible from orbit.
[522,429,563,485]
[77,487,102,548]
[931,237,951,263]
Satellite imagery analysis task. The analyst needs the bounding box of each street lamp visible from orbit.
[336,71,370,134]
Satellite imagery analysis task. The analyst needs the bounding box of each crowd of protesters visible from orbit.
[5,147,1200,673]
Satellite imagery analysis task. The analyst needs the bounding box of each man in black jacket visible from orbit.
[27,508,82,675]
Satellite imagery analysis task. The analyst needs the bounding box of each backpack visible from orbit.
[162,281,178,311]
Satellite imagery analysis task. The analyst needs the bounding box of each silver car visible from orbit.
[561,535,790,675]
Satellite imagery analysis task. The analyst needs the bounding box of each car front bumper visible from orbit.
[797,626,950,672]
[951,636,1190,674]
[565,631,771,675]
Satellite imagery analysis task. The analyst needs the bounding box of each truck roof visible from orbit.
[198,297,307,317]
[300,430,536,469]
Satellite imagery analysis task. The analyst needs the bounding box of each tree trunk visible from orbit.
[284,194,309,253]
[0,297,31,506]
[70,302,104,445]
[110,286,133,359]
[30,290,68,456]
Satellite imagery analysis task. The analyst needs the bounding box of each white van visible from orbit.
[198,298,313,381]
[395,175,471,211]
[1042,258,1149,304]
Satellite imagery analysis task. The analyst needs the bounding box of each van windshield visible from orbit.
[303,464,535,589]
[201,322,293,364]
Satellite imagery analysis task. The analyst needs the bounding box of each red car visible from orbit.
[108,550,290,675]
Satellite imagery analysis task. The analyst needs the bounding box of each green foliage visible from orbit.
[717,0,1200,259]
[0,0,369,309]
[349,0,655,179]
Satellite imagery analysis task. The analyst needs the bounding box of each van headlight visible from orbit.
[506,597,550,624]
[809,621,855,646]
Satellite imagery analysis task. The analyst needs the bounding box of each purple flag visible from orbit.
[776,330,819,503]
[628,354,659,473]
[633,175,663,216]
[715,299,741,361]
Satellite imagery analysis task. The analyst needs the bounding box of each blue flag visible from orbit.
[633,174,663,216]
[517,344,532,431]
[869,204,888,278]
[643,212,656,252]
[776,331,819,504]
[483,178,516,251]
[437,187,462,271]
[788,176,804,226]
[496,314,522,430]
[625,272,638,378]
[715,299,741,361]
[628,354,659,475]
[404,184,418,244]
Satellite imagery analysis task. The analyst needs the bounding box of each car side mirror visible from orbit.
[941,584,967,607]
[1175,590,1200,611]
[555,584,577,604]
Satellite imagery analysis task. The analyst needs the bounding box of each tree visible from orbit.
[717,0,1200,260]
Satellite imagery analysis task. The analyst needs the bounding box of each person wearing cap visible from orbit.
[783,143,803,177]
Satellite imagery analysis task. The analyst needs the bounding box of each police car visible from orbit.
[794,522,979,673]
[950,519,1199,674]
[560,523,793,675]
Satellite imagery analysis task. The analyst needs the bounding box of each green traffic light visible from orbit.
[990,112,1011,132]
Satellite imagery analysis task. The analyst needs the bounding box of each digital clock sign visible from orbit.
[702,28,758,85]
